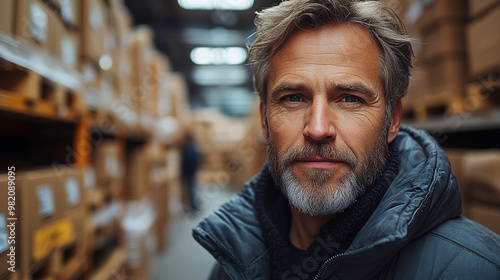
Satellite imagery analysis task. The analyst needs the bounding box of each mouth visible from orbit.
[294,157,344,169]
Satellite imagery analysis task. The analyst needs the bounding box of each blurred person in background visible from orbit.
[193,0,500,279]
[181,132,201,213]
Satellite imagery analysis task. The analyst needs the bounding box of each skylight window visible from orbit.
[178,0,254,10]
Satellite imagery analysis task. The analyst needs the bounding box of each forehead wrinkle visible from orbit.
[269,81,309,99]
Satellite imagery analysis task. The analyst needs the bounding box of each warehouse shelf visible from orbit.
[0,31,81,91]
[403,108,500,133]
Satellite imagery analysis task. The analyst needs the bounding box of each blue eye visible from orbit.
[344,95,361,103]
[285,94,302,102]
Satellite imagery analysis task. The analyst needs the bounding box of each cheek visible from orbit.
[337,112,386,156]
[268,116,301,148]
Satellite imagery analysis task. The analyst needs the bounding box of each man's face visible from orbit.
[261,23,401,216]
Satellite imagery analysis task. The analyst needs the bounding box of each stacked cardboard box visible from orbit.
[145,143,170,251]
[403,0,468,119]
[446,149,500,235]
[465,0,500,111]
[467,0,500,78]
[191,107,266,190]
[13,0,80,70]
[93,140,124,200]
[0,167,85,280]
[0,0,15,35]
[125,145,151,201]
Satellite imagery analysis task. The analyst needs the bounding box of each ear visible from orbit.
[387,98,402,143]
[259,101,268,141]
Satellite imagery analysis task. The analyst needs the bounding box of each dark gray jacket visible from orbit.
[193,126,500,279]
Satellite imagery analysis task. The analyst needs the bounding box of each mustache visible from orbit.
[280,142,358,168]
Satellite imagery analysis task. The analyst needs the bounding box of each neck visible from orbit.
[289,206,335,250]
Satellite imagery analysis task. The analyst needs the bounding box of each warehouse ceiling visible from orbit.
[124,0,281,117]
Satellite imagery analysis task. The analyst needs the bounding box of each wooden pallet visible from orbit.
[402,92,464,121]
[0,64,84,120]
[465,75,500,113]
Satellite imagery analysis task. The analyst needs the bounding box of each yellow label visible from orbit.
[32,218,75,260]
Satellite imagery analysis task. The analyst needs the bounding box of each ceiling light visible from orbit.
[193,66,249,86]
[190,47,247,65]
[178,0,254,10]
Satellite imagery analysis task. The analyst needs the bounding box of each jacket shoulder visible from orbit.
[388,216,500,279]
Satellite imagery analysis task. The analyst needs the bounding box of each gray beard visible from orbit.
[266,135,388,216]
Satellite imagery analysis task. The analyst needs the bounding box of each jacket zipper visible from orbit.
[206,234,248,278]
[313,245,377,280]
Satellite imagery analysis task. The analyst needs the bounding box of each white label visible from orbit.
[37,185,55,217]
[84,168,96,190]
[61,37,76,67]
[82,64,97,84]
[65,177,81,206]
[0,212,8,254]
[60,0,75,23]
[105,155,119,177]
[30,3,48,42]
[90,4,103,30]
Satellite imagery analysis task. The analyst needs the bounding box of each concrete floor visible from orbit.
[151,186,236,280]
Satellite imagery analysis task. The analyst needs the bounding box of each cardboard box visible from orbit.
[109,0,133,43]
[93,141,124,199]
[414,0,467,30]
[113,45,132,97]
[467,5,500,78]
[129,26,154,90]
[80,0,108,62]
[468,0,500,19]
[93,141,123,184]
[0,0,15,35]
[125,146,150,200]
[430,56,467,97]
[15,0,53,51]
[9,167,85,278]
[57,0,81,27]
[0,171,17,280]
[47,13,80,69]
[152,183,169,251]
[108,0,133,80]
[467,203,500,235]
[419,19,466,63]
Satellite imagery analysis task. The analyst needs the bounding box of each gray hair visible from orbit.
[249,0,414,117]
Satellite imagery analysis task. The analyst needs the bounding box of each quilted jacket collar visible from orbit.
[192,126,462,279]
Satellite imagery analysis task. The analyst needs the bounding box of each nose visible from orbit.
[303,98,336,142]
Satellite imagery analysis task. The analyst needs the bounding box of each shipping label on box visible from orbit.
[30,2,48,43]
[90,3,103,30]
[61,0,80,26]
[32,218,75,260]
[84,168,96,191]
[37,184,56,218]
[62,35,77,67]
[0,212,8,254]
[65,176,81,207]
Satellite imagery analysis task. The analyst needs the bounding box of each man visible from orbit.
[193,0,500,279]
